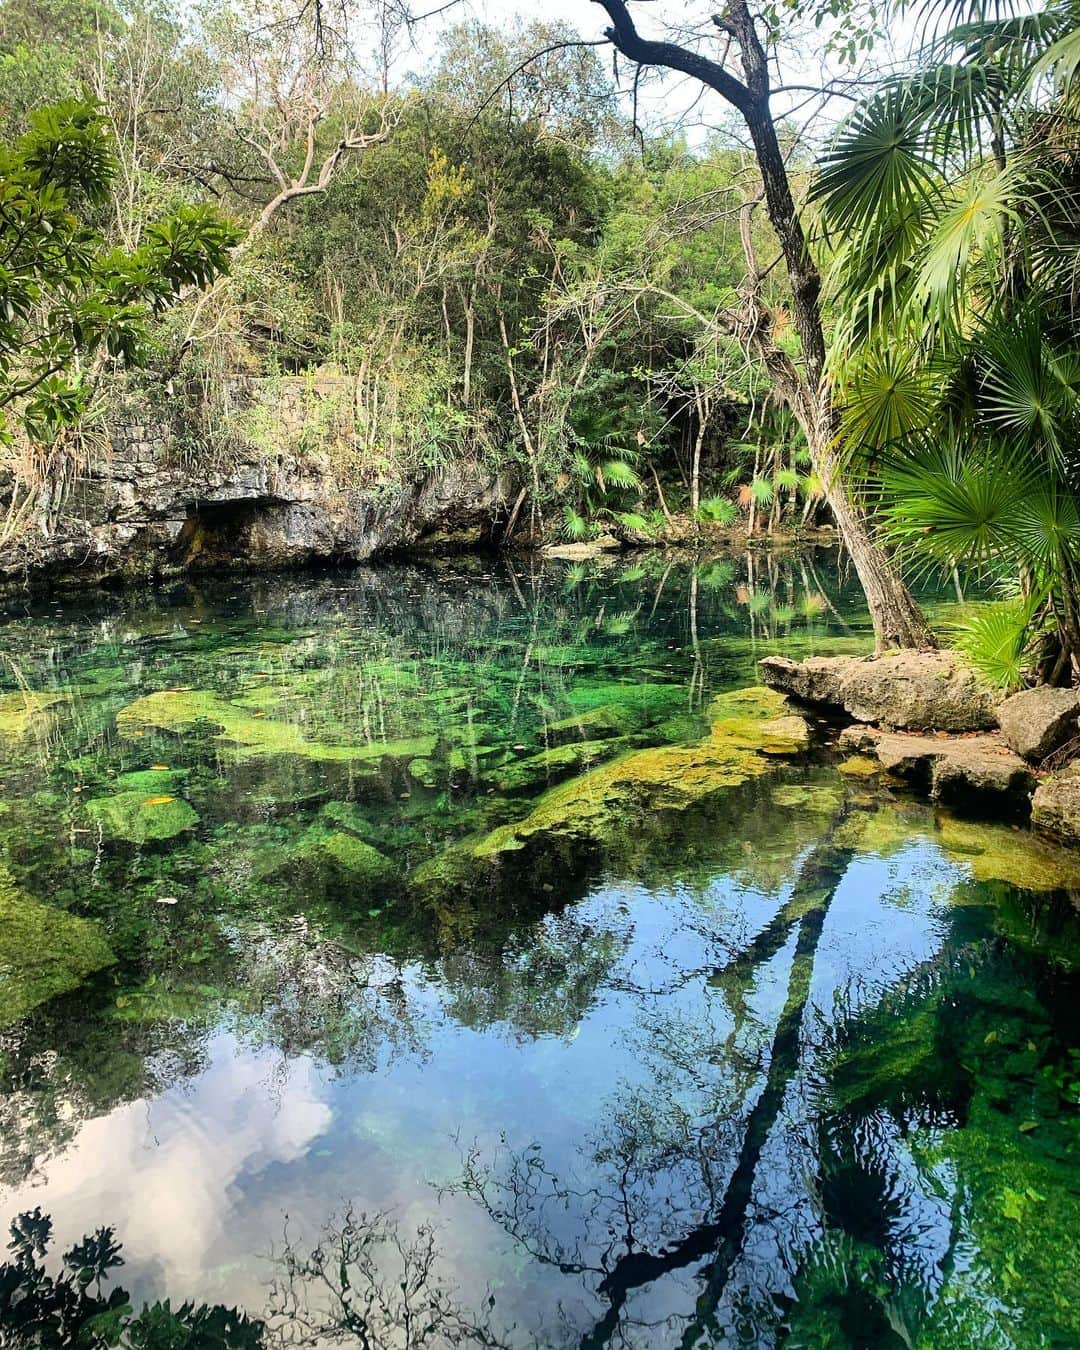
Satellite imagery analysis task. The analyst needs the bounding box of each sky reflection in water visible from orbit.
[0,554,1076,1347]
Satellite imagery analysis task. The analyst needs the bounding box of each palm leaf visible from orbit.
[814,85,941,237]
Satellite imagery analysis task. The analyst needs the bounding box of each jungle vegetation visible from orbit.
[0,0,1077,677]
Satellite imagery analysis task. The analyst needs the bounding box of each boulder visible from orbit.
[849,728,1034,814]
[1032,765,1080,846]
[757,656,850,708]
[761,651,996,732]
[996,686,1080,763]
[839,651,996,731]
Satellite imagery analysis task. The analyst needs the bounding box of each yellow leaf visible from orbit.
[150,764,170,771]
[142,795,174,807]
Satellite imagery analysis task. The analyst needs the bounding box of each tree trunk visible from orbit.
[594,0,935,652]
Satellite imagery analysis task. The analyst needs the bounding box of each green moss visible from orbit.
[279,830,397,894]
[319,800,375,838]
[116,689,436,765]
[0,690,67,739]
[84,791,199,845]
[0,865,114,1022]
[407,758,440,788]
[471,688,807,861]
[837,755,881,778]
[545,704,639,744]
[936,813,1080,892]
[492,740,619,794]
[112,767,190,794]
[771,783,845,814]
[563,681,684,720]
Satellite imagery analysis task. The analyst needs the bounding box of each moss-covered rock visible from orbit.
[491,740,619,794]
[0,690,67,740]
[937,813,1080,892]
[472,687,807,861]
[278,830,397,895]
[319,800,375,838]
[544,705,638,744]
[116,689,436,766]
[0,865,114,1022]
[112,767,190,795]
[407,757,440,788]
[84,790,199,845]
[836,754,880,778]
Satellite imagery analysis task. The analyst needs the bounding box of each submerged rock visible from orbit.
[997,687,1080,763]
[544,705,637,744]
[276,830,397,894]
[833,797,1080,891]
[1032,766,1080,846]
[116,688,435,767]
[0,865,114,1022]
[0,690,68,740]
[841,727,1034,814]
[412,689,809,901]
[85,790,199,844]
[761,651,996,732]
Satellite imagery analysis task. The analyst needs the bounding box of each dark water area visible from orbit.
[0,550,1077,1347]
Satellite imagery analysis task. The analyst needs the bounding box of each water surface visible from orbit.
[0,552,1077,1346]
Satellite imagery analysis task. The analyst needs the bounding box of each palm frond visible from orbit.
[814,85,941,238]
[954,596,1040,690]
[880,437,1031,570]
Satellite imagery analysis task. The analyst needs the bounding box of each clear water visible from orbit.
[0,551,1076,1347]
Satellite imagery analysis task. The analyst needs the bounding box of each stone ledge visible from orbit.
[760,650,995,732]
[840,726,1036,816]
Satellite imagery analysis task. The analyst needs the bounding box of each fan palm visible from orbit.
[815,0,1080,686]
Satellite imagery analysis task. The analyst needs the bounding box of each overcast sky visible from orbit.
[382,0,918,146]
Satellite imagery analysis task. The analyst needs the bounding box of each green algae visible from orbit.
[462,687,807,864]
[112,768,190,795]
[116,689,436,766]
[771,782,845,814]
[0,690,67,739]
[836,755,880,778]
[544,704,641,744]
[84,790,200,845]
[834,793,1080,892]
[276,830,397,894]
[0,865,114,1022]
[407,757,440,788]
[936,813,1080,892]
[491,740,621,794]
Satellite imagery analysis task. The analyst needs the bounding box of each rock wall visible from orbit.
[0,408,516,590]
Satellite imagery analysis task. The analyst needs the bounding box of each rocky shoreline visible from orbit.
[760,650,1080,848]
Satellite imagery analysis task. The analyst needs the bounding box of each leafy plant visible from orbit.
[0,1209,264,1347]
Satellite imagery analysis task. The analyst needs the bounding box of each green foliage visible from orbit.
[955,598,1040,692]
[0,1209,264,1347]
[0,99,238,441]
[696,495,737,525]
[818,0,1080,676]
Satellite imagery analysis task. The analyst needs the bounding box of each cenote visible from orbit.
[0,550,1077,1347]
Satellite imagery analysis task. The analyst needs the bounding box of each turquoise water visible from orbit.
[0,552,1076,1346]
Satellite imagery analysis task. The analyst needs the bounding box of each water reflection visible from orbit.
[0,554,1076,1345]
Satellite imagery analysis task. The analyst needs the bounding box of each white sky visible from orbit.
[382,0,922,146]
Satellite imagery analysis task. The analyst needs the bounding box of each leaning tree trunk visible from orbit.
[595,0,936,652]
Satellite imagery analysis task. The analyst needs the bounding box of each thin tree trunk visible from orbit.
[594,0,935,652]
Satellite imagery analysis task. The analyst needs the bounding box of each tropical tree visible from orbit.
[816,0,1080,687]
[0,98,238,444]
[585,0,936,650]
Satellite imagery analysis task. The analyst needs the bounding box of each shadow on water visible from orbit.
[0,550,1076,1346]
